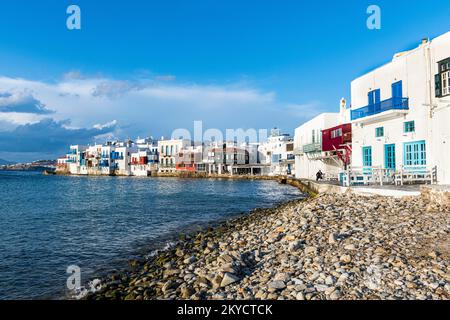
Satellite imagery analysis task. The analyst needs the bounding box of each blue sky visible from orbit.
[0,0,449,161]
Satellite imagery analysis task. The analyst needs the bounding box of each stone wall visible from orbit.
[421,185,450,210]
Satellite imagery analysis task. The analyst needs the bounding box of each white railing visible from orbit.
[341,165,437,187]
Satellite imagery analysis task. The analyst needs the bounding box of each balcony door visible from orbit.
[392,81,403,108]
[392,81,403,98]
[368,89,380,114]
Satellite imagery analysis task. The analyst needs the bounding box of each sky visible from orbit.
[0,0,449,162]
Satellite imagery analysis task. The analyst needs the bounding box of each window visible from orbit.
[362,146,372,167]
[440,60,450,72]
[331,128,342,139]
[375,127,384,138]
[436,58,450,97]
[404,121,415,133]
[442,71,450,96]
[404,141,426,166]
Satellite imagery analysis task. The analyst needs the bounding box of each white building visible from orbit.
[350,32,450,184]
[67,145,87,175]
[82,144,103,175]
[158,138,192,173]
[294,102,351,181]
[113,141,136,176]
[100,143,115,175]
[258,128,295,176]
[131,138,159,176]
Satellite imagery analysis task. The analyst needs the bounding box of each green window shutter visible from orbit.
[435,74,442,97]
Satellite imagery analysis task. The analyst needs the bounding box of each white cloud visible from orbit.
[0,74,324,160]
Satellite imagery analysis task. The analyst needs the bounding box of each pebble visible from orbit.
[268,280,286,291]
[221,273,240,287]
[88,193,449,301]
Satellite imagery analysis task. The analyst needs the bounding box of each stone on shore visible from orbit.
[220,273,240,287]
[87,193,450,301]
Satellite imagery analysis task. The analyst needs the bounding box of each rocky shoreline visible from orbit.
[87,192,449,300]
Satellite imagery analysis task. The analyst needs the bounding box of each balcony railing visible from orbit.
[351,97,409,121]
[302,142,322,153]
[159,164,175,168]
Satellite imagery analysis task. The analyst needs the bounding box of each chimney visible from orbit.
[340,98,347,124]
[340,98,347,110]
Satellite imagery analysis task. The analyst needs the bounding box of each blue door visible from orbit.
[362,146,372,174]
[392,81,403,108]
[392,81,403,98]
[384,144,396,170]
[368,89,381,114]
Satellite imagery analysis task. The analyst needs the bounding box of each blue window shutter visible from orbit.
[374,89,381,103]
[392,81,403,98]
[435,74,442,97]
[368,91,375,105]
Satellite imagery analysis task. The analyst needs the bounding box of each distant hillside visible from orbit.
[0,159,56,171]
[0,159,15,165]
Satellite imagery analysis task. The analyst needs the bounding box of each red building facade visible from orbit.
[322,123,352,166]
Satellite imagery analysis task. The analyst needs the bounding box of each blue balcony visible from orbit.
[100,160,110,167]
[110,152,123,160]
[351,97,409,121]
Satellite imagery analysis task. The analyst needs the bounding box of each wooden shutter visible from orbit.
[435,74,442,97]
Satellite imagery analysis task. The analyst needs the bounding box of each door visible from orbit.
[362,146,372,175]
[384,144,396,179]
[368,89,381,114]
[392,81,403,108]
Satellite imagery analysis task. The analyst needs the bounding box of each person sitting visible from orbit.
[316,170,324,181]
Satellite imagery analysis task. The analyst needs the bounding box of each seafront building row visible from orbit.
[57,130,296,177]
[59,31,450,185]
[294,32,450,186]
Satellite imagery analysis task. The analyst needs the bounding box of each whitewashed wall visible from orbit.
[294,113,339,180]
[351,31,450,183]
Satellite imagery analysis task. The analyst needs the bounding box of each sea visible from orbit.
[0,170,303,299]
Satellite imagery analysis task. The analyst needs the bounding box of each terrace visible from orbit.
[302,142,322,153]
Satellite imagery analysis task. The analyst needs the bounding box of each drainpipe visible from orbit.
[426,42,434,119]
[425,39,438,183]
